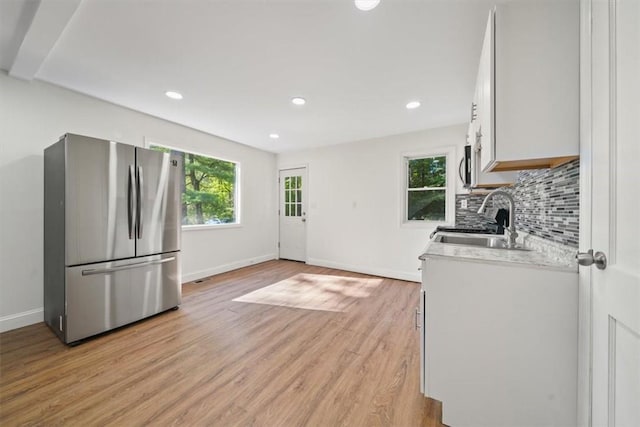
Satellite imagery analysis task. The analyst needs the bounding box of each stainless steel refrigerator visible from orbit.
[44,133,182,344]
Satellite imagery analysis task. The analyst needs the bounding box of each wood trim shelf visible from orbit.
[473,182,514,189]
[490,156,579,172]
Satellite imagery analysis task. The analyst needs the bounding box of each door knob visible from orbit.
[301,218,306,222]
[576,249,607,270]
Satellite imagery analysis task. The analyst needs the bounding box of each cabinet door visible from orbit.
[470,63,481,136]
[478,9,495,173]
[469,35,516,189]
[425,257,577,426]
[419,288,426,395]
[492,1,579,169]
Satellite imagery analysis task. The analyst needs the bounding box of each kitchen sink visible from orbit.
[433,234,531,251]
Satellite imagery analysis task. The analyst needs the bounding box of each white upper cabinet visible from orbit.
[465,26,516,189]
[476,12,495,173]
[477,1,579,173]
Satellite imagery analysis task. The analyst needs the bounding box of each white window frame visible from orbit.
[401,146,456,228]
[145,139,241,230]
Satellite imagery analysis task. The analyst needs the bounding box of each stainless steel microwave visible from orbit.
[459,145,472,188]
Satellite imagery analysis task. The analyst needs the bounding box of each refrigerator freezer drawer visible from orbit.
[64,252,181,343]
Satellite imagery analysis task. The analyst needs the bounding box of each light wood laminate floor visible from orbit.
[0,260,442,426]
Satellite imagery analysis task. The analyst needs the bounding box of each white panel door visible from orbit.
[279,168,307,262]
[587,0,640,425]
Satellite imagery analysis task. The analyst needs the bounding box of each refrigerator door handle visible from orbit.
[136,165,143,239]
[127,165,135,239]
[81,256,176,276]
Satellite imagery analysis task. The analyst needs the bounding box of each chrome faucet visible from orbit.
[477,189,518,248]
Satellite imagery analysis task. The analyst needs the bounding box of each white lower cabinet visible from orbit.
[421,256,578,427]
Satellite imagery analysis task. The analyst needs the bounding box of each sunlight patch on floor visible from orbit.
[232,273,383,312]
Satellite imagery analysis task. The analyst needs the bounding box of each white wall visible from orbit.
[277,124,466,282]
[0,72,278,332]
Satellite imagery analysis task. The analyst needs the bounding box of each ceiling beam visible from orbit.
[9,0,82,81]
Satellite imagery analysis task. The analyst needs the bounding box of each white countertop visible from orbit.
[419,232,578,272]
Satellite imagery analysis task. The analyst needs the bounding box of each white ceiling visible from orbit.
[0,0,495,153]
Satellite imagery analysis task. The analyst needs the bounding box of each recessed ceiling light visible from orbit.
[406,101,421,110]
[165,91,183,100]
[269,133,280,139]
[355,0,380,11]
[291,97,306,106]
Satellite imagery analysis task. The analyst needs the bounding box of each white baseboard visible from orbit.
[182,253,277,283]
[306,258,420,283]
[0,308,43,333]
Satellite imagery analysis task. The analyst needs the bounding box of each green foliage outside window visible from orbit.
[151,145,237,225]
[407,156,446,221]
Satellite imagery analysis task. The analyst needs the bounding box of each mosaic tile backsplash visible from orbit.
[456,159,580,247]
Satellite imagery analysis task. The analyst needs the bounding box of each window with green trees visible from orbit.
[150,144,238,226]
[405,155,447,222]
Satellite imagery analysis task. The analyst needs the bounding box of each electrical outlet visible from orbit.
[461,199,468,209]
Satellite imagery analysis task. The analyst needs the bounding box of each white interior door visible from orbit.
[279,168,307,262]
[586,0,640,425]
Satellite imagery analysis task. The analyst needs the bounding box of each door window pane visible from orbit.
[282,174,303,218]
